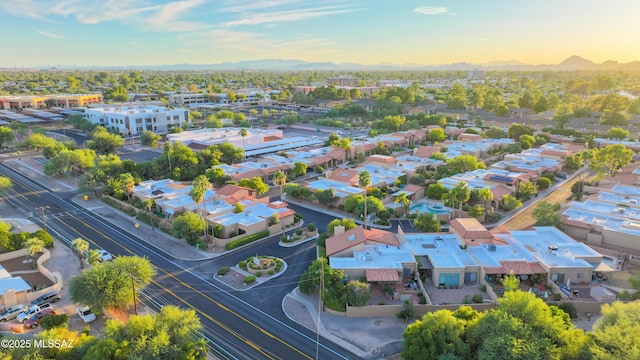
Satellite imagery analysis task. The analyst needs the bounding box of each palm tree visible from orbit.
[394,193,412,215]
[358,170,371,229]
[190,175,211,243]
[450,181,471,211]
[86,249,101,267]
[478,187,494,212]
[240,128,248,149]
[273,170,287,234]
[71,238,89,269]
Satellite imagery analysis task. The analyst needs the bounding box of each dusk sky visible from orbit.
[2,0,639,67]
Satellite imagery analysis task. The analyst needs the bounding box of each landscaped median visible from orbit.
[214,255,288,290]
[224,230,270,250]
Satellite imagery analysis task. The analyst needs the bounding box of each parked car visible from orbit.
[24,309,57,329]
[31,292,61,306]
[0,304,27,321]
[76,306,96,323]
[17,303,53,323]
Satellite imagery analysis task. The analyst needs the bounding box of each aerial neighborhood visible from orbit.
[0,63,640,359]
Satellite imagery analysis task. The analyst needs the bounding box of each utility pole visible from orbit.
[36,206,49,232]
[130,266,138,316]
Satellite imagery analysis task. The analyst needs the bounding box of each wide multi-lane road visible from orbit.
[0,163,356,360]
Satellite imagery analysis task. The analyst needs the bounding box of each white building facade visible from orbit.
[84,105,189,135]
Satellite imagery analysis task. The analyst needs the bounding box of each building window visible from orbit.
[577,273,583,279]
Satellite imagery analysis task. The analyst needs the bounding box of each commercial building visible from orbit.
[84,105,188,135]
[0,94,103,110]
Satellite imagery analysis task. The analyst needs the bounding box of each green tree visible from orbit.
[0,126,14,147]
[477,186,494,210]
[589,144,634,178]
[519,134,536,150]
[172,211,206,246]
[532,201,564,229]
[501,194,523,212]
[470,289,590,360]
[426,183,448,200]
[86,306,206,360]
[467,204,486,218]
[190,175,211,244]
[394,192,412,215]
[413,212,441,232]
[240,127,248,150]
[24,237,45,259]
[342,280,371,306]
[427,128,446,142]
[508,124,534,140]
[238,176,269,195]
[18,133,56,151]
[69,256,155,311]
[0,176,12,200]
[403,307,479,360]
[515,181,538,202]
[591,301,640,360]
[536,177,552,190]
[86,248,102,267]
[292,162,307,178]
[358,170,371,229]
[118,173,135,200]
[326,218,357,236]
[446,83,467,110]
[71,238,89,269]
[140,130,161,148]
[316,188,338,205]
[396,299,416,324]
[273,169,287,201]
[86,127,125,154]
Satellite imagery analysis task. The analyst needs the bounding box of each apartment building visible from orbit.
[84,105,188,135]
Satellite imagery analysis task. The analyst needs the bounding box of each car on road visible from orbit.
[97,249,113,262]
[0,304,27,321]
[24,309,57,329]
[31,292,61,306]
[76,306,96,323]
[17,303,53,323]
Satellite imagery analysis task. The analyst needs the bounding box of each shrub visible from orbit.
[217,266,230,276]
[317,233,329,246]
[553,293,562,301]
[480,285,487,292]
[558,302,578,319]
[472,294,483,303]
[296,228,303,236]
[229,231,238,238]
[268,270,275,275]
[485,212,504,224]
[225,230,270,250]
[463,295,472,304]
[40,313,69,330]
[238,261,247,270]
[255,271,263,277]
[244,275,256,283]
[307,223,316,232]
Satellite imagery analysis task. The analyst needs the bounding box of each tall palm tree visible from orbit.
[273,170,287,234]
[71,238,89,269]
[394,192,412,215]
[358,170,371,229]
[240,128,248,148]
[478,187,494,212]
[450,181,471,216]
[190,175,211,243]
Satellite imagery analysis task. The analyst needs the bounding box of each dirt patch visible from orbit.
[215,268,251,289]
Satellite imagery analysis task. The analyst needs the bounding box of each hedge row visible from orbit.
[225,230,270,250]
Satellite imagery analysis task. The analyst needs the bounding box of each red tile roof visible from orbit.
[217,184,251,197]
[328,169,360,184]
[491,185,513,201]
[450,218,493,240]
[230,169,265,182]
[365,269,399,282]
[500,261,547,275]
[413,146,440,159]
[363,228,400,246]
[326,227,367,256]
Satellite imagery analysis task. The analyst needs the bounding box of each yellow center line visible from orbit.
[60,214,312,360]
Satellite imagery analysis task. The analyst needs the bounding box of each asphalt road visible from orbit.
[0,163,357,360]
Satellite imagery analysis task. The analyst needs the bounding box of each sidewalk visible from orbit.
[282,288,405,360]
[72,195,218,261]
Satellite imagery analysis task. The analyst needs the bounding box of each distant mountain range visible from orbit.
[31,55,640,71]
